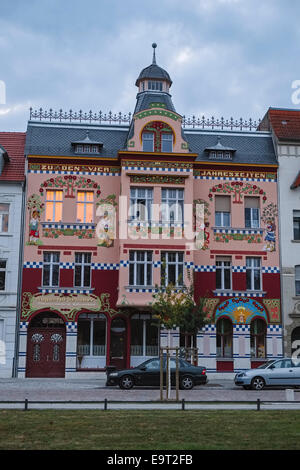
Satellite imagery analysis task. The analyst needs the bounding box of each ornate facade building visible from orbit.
[18,46,282,378]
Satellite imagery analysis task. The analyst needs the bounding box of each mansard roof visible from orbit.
[25,116,276,166]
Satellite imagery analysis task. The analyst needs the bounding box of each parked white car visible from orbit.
[234,358,300,390]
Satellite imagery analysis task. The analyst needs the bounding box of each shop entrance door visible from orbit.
[110,318,127,370]
[26,313,66,378]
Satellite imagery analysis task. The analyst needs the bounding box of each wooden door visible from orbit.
[109,318,127,370]
[26,327,66,378]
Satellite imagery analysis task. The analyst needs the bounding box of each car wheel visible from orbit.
[180,376,194,390]
[119,375,134,390]
[251,376,265,391]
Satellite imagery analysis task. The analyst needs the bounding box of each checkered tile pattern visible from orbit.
[91,262,119,270]
[185,261,194,269]
[42,223,95,230]
[29,170,120,176]
[267,325,282,333]
[124,166,192,173]
[19,322,29,331]
[213,228,263,235]
[119,260,129,267]
[215,291,265,298]
[194,265,216,272]
[232,266,246,272]
[66,322,77,334]
[126,287,155,293]
[194,176,277,183]
[234,325,250,332]
[262,267,280,273]
[23,261,43,268]
[60,262,74,269]
[40,288,93,294]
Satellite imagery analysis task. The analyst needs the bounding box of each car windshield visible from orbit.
[257,360,276,369]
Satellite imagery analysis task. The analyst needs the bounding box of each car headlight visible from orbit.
[236,372,246,378]
[109,372,118,377]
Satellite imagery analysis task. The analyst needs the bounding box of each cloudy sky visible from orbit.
[0,0,299,131]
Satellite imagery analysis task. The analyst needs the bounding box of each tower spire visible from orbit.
[152,43,157,65]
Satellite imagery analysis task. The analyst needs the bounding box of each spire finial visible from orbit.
[152,43,157,64]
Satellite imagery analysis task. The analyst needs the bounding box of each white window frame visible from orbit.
[129,187,153,222]
[45,190,63,222]
[161,188,184,224]
[245,207,260,228]
[74,252,92,288]
[0,204,9,233]
[42,252,60,287]
[161,251,184,287]
[148,81,163,91]
[161,133,173,152]
[215,211,230,227]
[129,251,153,287]
[130,314,159,357]
[216,259,232,290]
[76,191,94,223]
[142,132,154,152]
[77,314,107,357]
[246,257,262,291]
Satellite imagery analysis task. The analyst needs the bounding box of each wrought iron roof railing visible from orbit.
[29,108,132,125]
[29,108,262,131]
[181,115,261,131]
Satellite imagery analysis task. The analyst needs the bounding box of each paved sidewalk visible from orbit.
[0,377,299,405]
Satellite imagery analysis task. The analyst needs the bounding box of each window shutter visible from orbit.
[245,197,260,208]
[215,196,231,212]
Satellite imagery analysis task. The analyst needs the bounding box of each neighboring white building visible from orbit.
[0,133,25,377]
[260,108,300,357]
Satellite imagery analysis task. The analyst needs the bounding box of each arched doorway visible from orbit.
[26,312,66,378]
[110,317,127,370]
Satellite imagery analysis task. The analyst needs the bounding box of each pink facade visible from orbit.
[18,49,282,378]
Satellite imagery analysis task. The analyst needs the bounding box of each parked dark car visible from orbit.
[106,357,207,390]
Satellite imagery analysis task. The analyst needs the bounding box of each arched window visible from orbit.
[142,121,173,153]
[250,319,267,358]
[216,318,233,358]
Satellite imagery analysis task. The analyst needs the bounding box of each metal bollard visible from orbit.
[24,398,29,411]
[182,398,185,411]
[256,398,260,411]
[104,398,108,410]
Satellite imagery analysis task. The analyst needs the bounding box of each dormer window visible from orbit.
[72,131,103,154]
[161,133,173,152]
[148,81,163,91]
[141,121,174,153]
[206,137,236,161]
[142,132,154,152]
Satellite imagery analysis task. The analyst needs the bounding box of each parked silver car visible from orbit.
[234,358,300,390]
